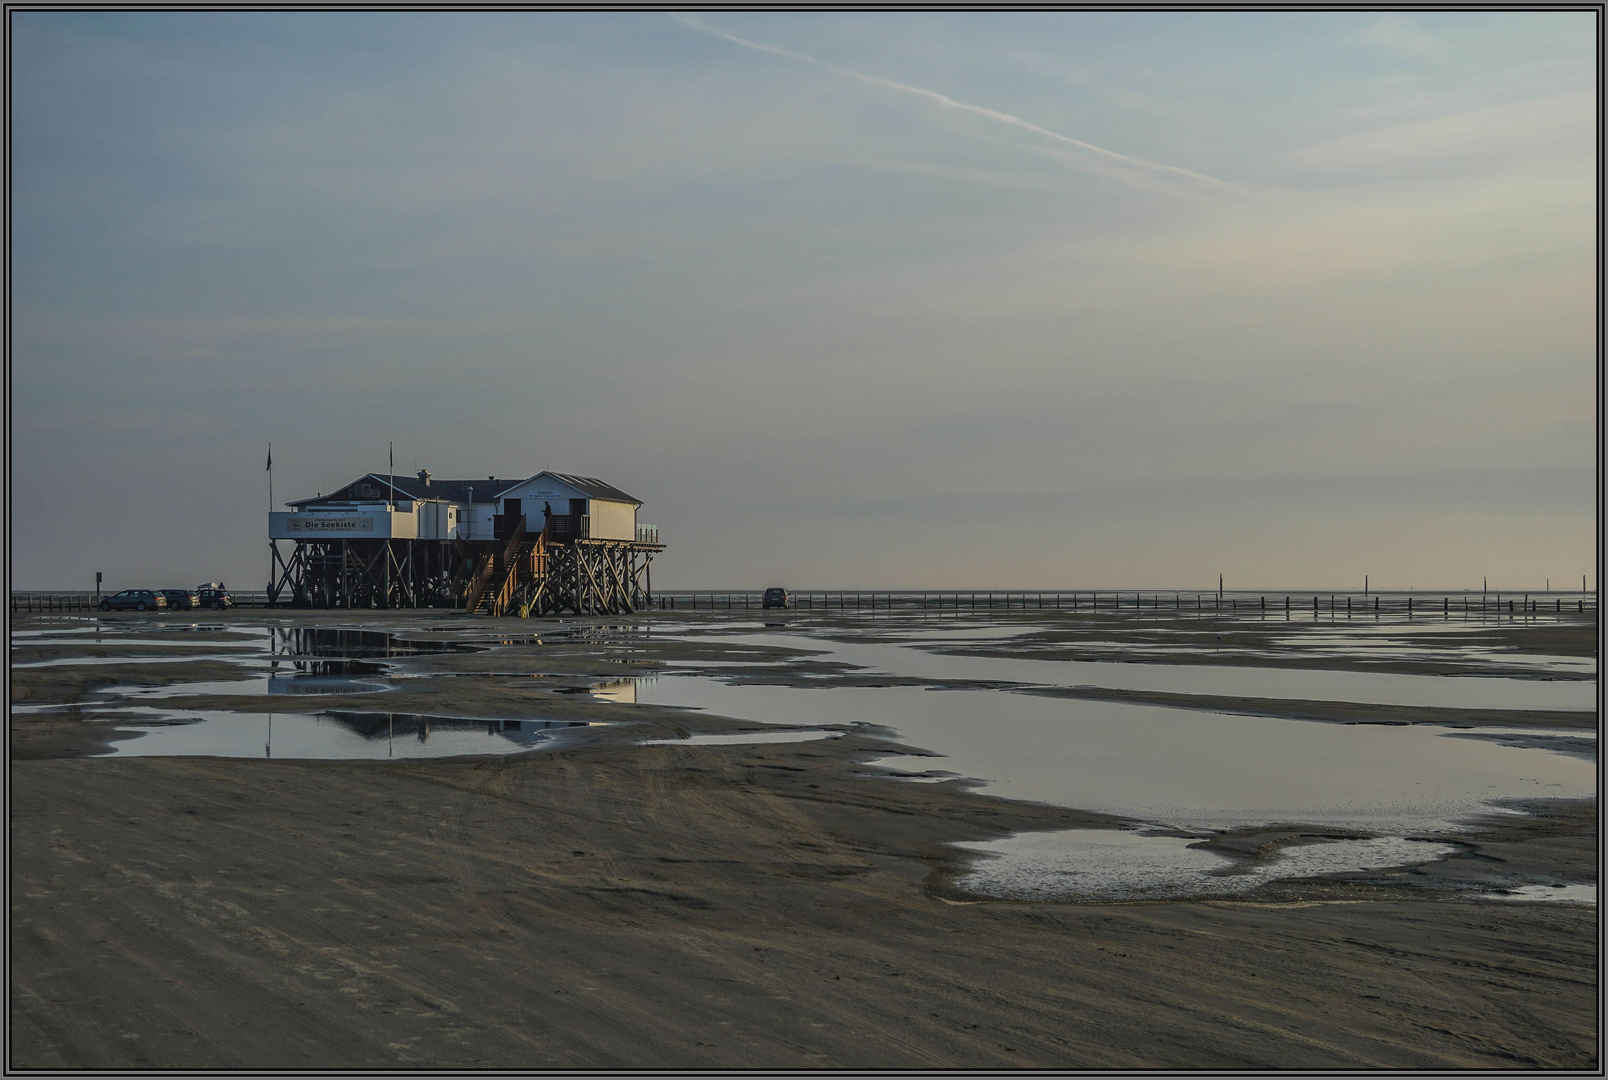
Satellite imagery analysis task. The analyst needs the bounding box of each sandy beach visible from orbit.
[8,607,1599,1069]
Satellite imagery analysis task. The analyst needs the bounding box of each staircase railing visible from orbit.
[481,516,529,616]
[463,553,496,613]
[491,557,522,616]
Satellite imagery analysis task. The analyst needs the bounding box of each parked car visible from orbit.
[762,587,791,610]
[196,583,234,610]
[99,589,168,612]
[161,589,199,611]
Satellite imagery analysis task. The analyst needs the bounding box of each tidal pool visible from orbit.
[97,707,592,759]
[952,830,1460,902]
[635,672,1593,899]
[1484,884,1598,905]
[643,730,843,747]
[636,676,1593,834]
[679,630,1596,711]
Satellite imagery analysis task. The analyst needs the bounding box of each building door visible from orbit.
[504,498,522,521]
[569,498,586,517]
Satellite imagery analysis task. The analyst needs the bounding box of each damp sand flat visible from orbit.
[7,610,1599,1069]
[10,749,1596,1070]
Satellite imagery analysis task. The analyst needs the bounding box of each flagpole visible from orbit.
[389,442,394,511]
[267,443,274,602]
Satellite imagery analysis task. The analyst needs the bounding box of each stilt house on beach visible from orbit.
[268,470,663,615]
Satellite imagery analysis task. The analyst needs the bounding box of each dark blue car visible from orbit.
[99,589,168,612]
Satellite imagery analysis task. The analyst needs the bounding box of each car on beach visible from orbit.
[762,587,791,609]
[99,589,168,612]
[196,583,235,610]
[161,589,199,611]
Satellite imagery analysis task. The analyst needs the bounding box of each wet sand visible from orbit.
[8,608,1599,1069]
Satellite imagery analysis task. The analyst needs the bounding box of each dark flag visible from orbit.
[266,444,272,471]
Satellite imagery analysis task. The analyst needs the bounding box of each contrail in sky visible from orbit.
[673,13,1233,190]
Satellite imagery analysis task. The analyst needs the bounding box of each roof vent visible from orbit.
[488,475,496,481]
[417,469,431,486]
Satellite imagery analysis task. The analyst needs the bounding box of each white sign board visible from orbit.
[286,516,375,534]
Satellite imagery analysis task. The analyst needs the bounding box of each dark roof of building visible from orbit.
[535,473,640,506]
[288,475,521,507]
[287,471,640,507]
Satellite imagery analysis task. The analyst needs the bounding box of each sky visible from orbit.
[9,11,1598,591]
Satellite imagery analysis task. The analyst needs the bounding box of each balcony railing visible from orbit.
[546,514,589,540]
[636,523,659,544]
[493,513,527,542]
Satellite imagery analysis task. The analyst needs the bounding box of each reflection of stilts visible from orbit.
[418,717,429,744]
[266,714,272,759]
[388,714,393,758]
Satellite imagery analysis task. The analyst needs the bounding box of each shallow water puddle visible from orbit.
[682,630,1595,711]
[13,638,262,651]
[98,708,593,759]
[65,657,395,702]
[643,730,843,746]
[1267,635,1596,675]
[635,668,1593,897]
[952,830,1459,901]
[1483,883,1597,905]
[12,653,271,669]
[639,676,1592,833]
[269,627,482,659]
[11,622,233,637]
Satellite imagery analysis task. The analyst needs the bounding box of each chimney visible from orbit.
[417,468,431,486]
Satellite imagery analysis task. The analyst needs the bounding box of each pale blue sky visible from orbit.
[10,11,1596,590]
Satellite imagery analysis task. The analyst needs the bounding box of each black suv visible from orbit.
[762,587,791,610]
[100,589,168,612]
[161,589,199,611]
[196,583,234,610]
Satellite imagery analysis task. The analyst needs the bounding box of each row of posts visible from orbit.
[12,590,1594,617]
[653,591,1595,616]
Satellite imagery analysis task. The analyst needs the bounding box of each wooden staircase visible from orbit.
[464,517,545,617]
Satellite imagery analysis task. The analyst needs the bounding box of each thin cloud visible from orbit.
[1286,92,1593,176]
[673,13,1237,193]
[1357,15,1450,64]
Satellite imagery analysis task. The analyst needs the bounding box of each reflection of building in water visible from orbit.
[494,719,593,746]
[267,658,389,695]
[270,627,473,659]
[590,679,639,704]
[318,711,590,749]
